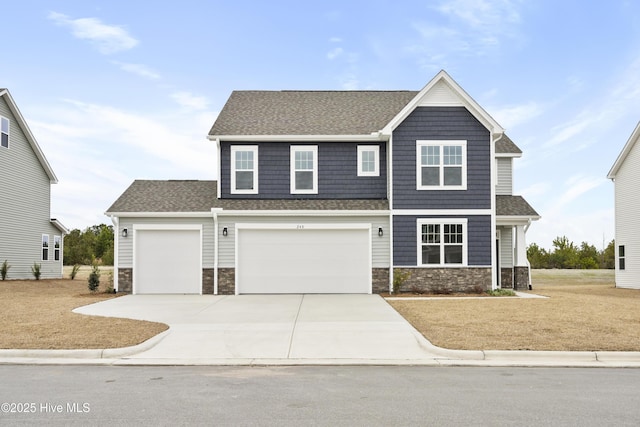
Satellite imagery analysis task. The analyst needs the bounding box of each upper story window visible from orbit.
[290,145,318,194]
[230,145,258,194]
[42,235,49,261]
[416,140,467,190]
[1,117,9,148]
[417,219,467,266]
[357,145,379,177]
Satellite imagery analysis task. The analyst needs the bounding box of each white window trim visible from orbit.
[357,145,380,177]
[42,234,49,261]
[416,218,468,267]
[1,116,9,149]
[54,235,61,262]
[290,145,318,194]
[416,140,467,190]
[230,145,258,194]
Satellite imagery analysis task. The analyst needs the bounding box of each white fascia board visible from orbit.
[392,209,492,216]
[608,121,640,179]
[495,152,523,158]
[104,211,213,218]
[217,210,390,217]
[207,134,388,142]
[496,215,541,225]
[0,89,58,183]
[236,223,371,230]
[50,218,70,234]
[381,70,505,136]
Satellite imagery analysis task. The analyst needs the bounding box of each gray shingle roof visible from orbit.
[496,134,522,154]
[496,195,539,218]
[209,90,418,136]
[106,180,219,213]
[106,180,389,213]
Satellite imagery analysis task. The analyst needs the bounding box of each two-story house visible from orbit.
[106,71,539,294]
[0,88,68,279]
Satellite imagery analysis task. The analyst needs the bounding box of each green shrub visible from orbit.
[1,260,10,280]
[392,269,411,294]
[31,263,41,280]
[486,288,516,297]
[70,264,81,280]
[88,264,101,293]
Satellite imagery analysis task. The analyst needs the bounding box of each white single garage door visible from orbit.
[237,225,371,294]
[134,228,201,294]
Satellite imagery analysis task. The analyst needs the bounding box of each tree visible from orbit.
[527,243,549,269]
[63,224,114,265]
[548,236,579,269]
[601,240,615,269]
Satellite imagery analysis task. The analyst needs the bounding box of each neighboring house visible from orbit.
[607,122,640,289]
[106,70,539,294]
[0,88,68,279]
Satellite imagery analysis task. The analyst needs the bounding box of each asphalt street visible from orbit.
[1,365,639,426]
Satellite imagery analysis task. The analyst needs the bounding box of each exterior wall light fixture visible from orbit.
[378,227,383,237]
[223,227,228,237]
[122,228,128,238]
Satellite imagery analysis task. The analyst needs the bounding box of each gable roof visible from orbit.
[209,90,417,138]
[0,88,58,183]
[496,134,522,155]
[608,121,640,179]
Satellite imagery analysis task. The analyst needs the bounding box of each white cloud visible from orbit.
[490,101,543,129]
[113,61,161,80]
[436,0,522,30]
[327,47,344,60]
[48,12,138,54]
[170,91,209,110]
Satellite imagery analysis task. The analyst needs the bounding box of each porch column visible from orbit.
[513,224,530,290]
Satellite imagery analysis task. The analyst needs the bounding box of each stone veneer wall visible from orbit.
[513,266,530,291]
[218,268,236,295]
[372,268,390,294]
[500,268,514,289]
[393,267,492,293]
[202,269,215,294]
[117,268,132,293]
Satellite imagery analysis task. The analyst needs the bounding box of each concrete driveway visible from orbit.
[74,294,441,363]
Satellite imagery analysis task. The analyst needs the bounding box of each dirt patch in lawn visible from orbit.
[0,276,168,350]
[387,269,640,351]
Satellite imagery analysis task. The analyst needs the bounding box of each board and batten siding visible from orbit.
[392,106,492,210]
[614,138,640,289]
[393,215,492,266]
[117,217,215,268]
[496,157,513,195]
[217,215,390,268]
[220,142,387,199]
[0,96,62,279]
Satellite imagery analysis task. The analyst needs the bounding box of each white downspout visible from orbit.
[212,209,221,295]
[490,133,502,290]
[109,215,119,292]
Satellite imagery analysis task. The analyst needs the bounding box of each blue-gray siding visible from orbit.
[0,96,62,279]
[220,142,387,199]
[392,106,491,209]
[393,215,492,266]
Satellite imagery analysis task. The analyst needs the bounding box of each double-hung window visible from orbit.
[230,146,258,194]
[291,145,318,194]
[418,219,467,266]
[357,145,379,176]
[54,236,61,261]
[416,140,466,190]
[619,245,626,270]
[42,235,49,261]
[1,117,8,148]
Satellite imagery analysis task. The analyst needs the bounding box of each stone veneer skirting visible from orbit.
[513,266,530,290]
[393,267,492,293]
[500,268,514,289]
[372,268,390,294]
[217,268,236,295]
[117,268,133,293]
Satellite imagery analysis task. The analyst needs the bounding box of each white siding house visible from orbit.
[608,122,640,289]
[0,89,67,279]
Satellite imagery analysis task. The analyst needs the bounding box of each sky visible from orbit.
[2,0,640,251]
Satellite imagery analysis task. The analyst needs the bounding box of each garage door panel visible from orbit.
[238,228,370,294]
[135,229,201,294]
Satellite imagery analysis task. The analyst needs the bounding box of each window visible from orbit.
[54,236,61,261]
[1,117,8,149]
[290,145,318,194]
[417,219,467,266]
[619,245,626,270]
[357,145,379,176]
[416,140,467,190]
[42,235,49,261]
[230,146,258,194]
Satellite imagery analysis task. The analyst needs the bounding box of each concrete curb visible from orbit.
[0,329,169,360]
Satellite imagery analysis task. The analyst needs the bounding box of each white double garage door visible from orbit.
[133,224,372,294]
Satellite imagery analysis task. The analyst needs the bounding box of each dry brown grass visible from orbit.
[388,269,640,351]
[0,266,167,349]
